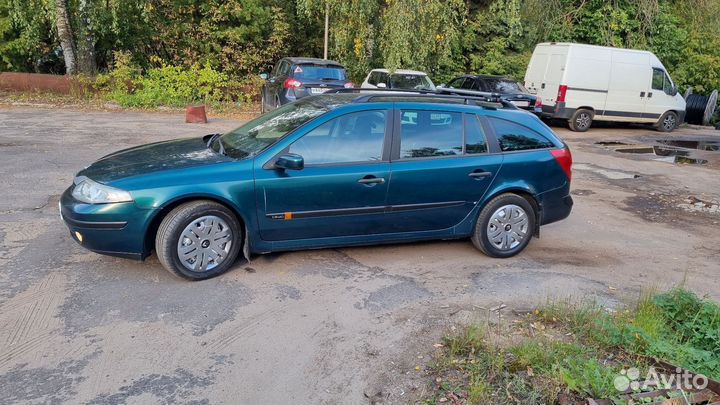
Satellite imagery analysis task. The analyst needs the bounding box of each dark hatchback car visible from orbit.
[445,75,542,115]
[259,57,353,113]
[61,91,573,280]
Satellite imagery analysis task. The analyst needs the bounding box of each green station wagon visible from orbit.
[61,91,573,280]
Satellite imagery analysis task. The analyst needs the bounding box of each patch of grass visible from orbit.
[422,288,720,404]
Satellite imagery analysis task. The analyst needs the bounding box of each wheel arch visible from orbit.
[478,187,541,237]
[143,194,249,259]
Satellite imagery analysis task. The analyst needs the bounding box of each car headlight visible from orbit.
[72,176,133,204]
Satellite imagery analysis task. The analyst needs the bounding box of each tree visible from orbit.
[54,0,77,73]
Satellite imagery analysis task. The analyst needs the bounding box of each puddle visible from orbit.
[615,146,654,154]
[594,141,629,146]
[573,163,640,180]
[599,139,716,165]
[656,139,719,151]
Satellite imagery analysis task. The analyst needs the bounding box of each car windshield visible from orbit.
[217,95,355,158]
[293,64,347,81]
[484,79,527,93]
[390,74,435,90]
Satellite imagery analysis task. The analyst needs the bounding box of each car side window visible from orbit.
[465,114,488,154]
[368,72,377,85]
[662,72,673,94]
[488,117,554,152]
[400,110,463,158]
[448,78,465,89]
[461,78,476,90]
[288,111,386,165]
[652,68,665,91]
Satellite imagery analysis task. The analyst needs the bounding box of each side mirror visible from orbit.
[376,82,387,88]
[275,153,304,170]
[671,85,678,96]
[259,73,269,80]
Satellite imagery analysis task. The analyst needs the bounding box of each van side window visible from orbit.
[400,110,463,158]
[464,114,488,154]
[652,68,665,91]
[488,117,554,152]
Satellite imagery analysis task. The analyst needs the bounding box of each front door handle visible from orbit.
[468,171,492,179]
[357,176,385,185]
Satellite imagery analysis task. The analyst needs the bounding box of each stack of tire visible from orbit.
[684,89,718,126]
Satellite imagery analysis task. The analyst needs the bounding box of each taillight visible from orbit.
[535,96,542,108]
[550,147,572,181]
[344,82,354,88]
[557,85,568,103]
[284,78,303,89]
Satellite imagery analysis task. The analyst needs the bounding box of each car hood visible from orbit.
[78,136,232,184]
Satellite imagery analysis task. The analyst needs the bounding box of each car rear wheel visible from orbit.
[568,109,593,132]
[471,194,536,258]
[656,111,678,132]
[156,200,242,280]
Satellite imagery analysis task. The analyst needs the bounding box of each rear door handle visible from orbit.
[357,176,385,185]
[468,171,492,179]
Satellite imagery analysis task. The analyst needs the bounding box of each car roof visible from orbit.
[284,57,344,66]
[370,68,428,76]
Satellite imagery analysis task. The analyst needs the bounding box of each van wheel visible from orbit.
[656,111,678,132]
[568,109,593,132]
[156,201,242,280]
[471,193,536,258]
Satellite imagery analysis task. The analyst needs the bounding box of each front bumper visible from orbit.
[60,187,155,260]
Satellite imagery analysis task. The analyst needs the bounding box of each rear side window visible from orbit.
[293,64,347,81]
[464,115,488,154]
[400,111,463,158]
[488,117,554,152]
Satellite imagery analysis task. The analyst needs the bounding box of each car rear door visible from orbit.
[254,109,393,241]
[384,108,503,233]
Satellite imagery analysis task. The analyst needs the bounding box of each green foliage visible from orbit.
[427,288,720,404]
[96,53,232,108]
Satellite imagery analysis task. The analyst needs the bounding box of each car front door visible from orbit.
[384,109,503,233]
[254,109,393,241]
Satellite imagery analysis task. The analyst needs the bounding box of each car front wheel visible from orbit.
[471,193,536,258]
[656,111,678,132]
[156,200,242,280]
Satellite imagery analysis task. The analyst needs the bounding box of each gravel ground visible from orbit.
[0,106,718,405]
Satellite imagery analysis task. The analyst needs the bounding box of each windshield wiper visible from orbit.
[206,133,226,155]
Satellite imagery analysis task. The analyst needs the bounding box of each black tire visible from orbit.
[568,109,593,132]
[656,111,678,132]
[471,193,536,258]
[155,200,242,280]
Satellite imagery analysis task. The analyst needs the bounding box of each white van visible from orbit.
[524,42,686,132]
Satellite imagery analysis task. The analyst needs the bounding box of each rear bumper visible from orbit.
[60,187,155,260]
[541,103,575,120]
[538,185,573,226]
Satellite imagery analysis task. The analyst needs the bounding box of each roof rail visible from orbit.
[324,88,516,110]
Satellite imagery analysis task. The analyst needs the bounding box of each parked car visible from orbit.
[443,75,542,115]
[60,91,573,280]
[524,42,686,132]
[259,57,353,113]
[361,69,436,91]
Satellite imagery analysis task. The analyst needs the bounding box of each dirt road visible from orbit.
[0,107,718,405]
